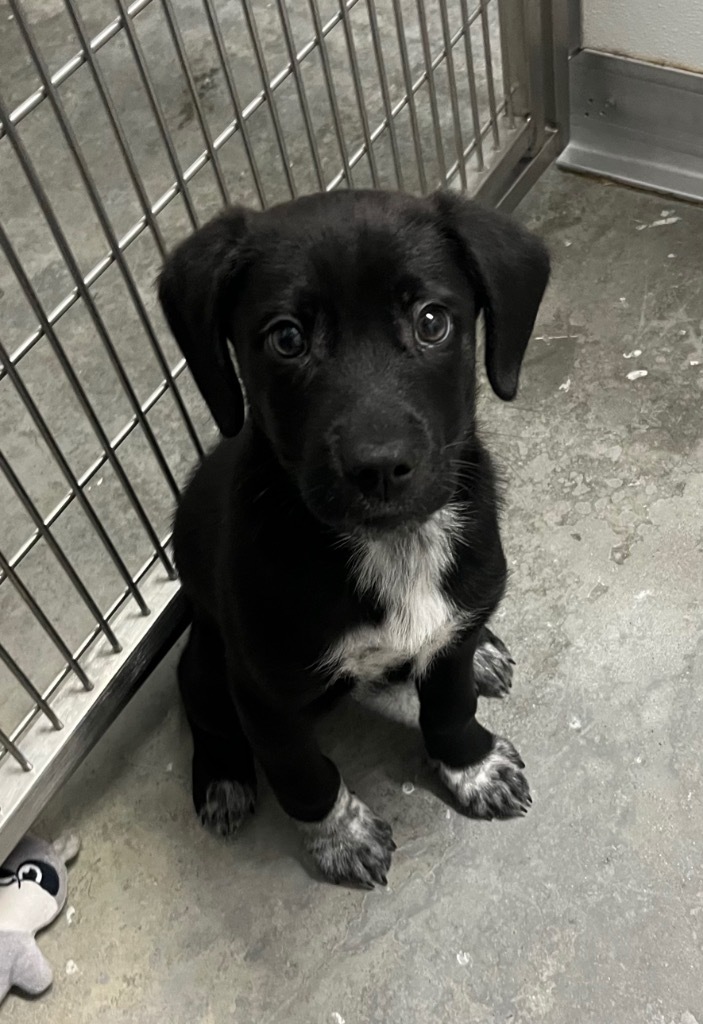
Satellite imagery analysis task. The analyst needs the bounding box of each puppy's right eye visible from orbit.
[266,320,308,360]
[414,303,452,346]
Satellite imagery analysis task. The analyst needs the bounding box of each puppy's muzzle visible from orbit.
[329,407,433,516]
[338,437,416,503]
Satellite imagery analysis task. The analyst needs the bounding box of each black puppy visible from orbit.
[159,189,549,888]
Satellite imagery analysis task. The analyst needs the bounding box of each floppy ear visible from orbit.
[158,207,251,437]
[432,191,550,400]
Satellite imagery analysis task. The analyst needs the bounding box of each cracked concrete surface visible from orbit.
[4,168,701,1023]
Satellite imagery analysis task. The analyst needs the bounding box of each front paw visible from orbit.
[197,779,256,838]
[473,627,515,698]
[435,736,531,820]
[299,783,395,888]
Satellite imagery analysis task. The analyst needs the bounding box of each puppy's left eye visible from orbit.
[266,320,308,360]
[415,304,452,346]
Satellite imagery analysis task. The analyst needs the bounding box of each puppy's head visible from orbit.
[159,190,549,530]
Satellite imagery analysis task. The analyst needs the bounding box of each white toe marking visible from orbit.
[436,737,528,816]
[199,779,251,834]
[298,782,392,881]
[438,747,511,803]
[299,782,371,845]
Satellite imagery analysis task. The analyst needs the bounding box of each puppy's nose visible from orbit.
[341,441,416,501]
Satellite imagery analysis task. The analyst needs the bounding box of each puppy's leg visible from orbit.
[179,618,257,837]
[189,719,257,838]
[420,630,531,819]
[473,625,515,698]
[237,687,395,888]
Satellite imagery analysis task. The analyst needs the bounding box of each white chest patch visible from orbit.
[322,506,469,685]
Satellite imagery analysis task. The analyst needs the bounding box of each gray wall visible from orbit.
[582,0,703,73]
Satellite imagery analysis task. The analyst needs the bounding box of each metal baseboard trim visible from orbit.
[558,49,703,204]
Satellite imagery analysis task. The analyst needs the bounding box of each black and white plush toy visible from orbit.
[0,833,80,1001]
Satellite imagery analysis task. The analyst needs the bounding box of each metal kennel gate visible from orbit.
[0,0,568,857]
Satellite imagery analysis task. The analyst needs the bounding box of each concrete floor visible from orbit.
[3,167,701,1022]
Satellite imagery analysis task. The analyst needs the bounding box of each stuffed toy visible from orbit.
[0,833,80,1001]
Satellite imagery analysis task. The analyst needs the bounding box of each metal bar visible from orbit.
[0,194,174,581]
[3,0,361,157]
[459,0,485,170]
[60,0,204,461]
[480,0,501,148]
[568,0,582,55]
[390,0,427,191]
[207,0,363,179]
[241,0,297,199]
[0,0,156,138]
[274,0,327,193]
[524,0,548,154]
[5,363,187,576]
[0,453,121,652]
[444,96,510,183]
[0,333,150,615]
[0,727,32,772]
[0,549,93,692]
[339,0,381,188]
[202,0,269,206]
[159,0,230,205]
[0,644,63,731]
[3,12,183,509]
[325,15,478,192]
[543,0,571,141]
[64,2,166,258]
[113,0,199,229]
[7,98,182,466]
[366,0,405,190]
[416,0,447,184]
[4,532,176,759]
[308,0,355,188]
[497,0,543,155]
[4,212,174,377]
[242,0,362,150]
[275,0,326,192]
[3,0,368,378]
[498,0,516,127]
[438,0,467,189]
[325,20,472,192]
